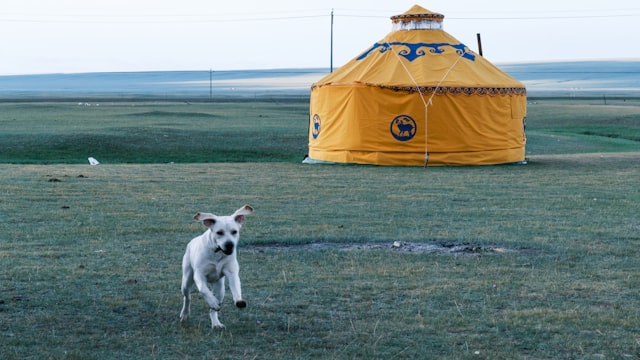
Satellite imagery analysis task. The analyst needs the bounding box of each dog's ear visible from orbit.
[232,205,253,225]
[194,212,217,227]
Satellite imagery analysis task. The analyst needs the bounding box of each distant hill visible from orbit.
[500,60,640,96]
[0,60,638,98]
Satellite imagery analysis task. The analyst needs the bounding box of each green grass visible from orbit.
[0,99,309,164]
[1,97,640,359]
[525,97,640,155]
[2,97,640,164]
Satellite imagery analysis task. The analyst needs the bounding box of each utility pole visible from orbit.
[330,8,334,72]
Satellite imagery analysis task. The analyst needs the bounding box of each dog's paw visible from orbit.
[235,300,247,308]
[209,300,221,312]
[179,312,190,322]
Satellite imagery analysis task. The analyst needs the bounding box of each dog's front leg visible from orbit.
[225,269,246,308]
[193,274,225,328]
[193,274,221,312]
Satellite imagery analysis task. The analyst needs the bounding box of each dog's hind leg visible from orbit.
[209,308,224,328]
[180,267,194,323]
[180,251,196,323]
[208,279,226,328]
[211,278,226,307]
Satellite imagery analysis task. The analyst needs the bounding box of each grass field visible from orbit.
[1,97,640,359]
[1,96,639,164]
[0,98,309,164]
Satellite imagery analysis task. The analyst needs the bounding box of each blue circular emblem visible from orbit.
[312,114,321,139]
[390,115,416,141]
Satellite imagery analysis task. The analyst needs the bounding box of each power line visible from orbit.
[0,14,327,24]
[449,13,640,20]
[1,9,639,24]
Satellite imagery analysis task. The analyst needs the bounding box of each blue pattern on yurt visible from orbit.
[357,42,475,62]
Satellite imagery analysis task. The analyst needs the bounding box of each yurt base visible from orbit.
[305,147,527,166]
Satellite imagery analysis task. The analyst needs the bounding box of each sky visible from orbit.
[1,0,639,75]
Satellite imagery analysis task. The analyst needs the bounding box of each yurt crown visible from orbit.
[390,5,444,31]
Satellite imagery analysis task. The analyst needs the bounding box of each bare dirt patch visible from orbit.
[244,241,519,255]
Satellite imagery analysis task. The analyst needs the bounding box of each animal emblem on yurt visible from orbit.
[312,114,321,139]
[307,4,527,166]
[390,115,417,141]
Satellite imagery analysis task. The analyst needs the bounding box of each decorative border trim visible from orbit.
[312,83,527,96]
[384,85,527,96]
[391,13,444,22]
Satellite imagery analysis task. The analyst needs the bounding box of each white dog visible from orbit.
[180,205,253,328]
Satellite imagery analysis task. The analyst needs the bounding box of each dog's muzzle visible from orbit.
[215,241,234,255]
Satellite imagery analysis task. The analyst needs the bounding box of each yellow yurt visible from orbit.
[307,5,527,166]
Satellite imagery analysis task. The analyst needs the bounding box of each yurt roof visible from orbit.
[313,5,525,94]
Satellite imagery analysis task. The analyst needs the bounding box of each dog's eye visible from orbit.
[231,230,238,235]
[216,230,224,236]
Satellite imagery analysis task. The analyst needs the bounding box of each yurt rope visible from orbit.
[384,41,469,168]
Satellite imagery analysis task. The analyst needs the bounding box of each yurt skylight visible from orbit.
[391,6,444,31]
